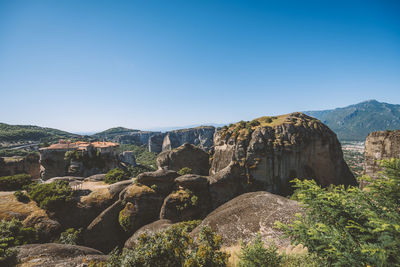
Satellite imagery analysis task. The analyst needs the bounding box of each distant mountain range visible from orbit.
[304,100,400,141]
[1,100,398,144]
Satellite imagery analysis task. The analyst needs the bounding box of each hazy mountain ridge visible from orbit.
[304,100,400,141]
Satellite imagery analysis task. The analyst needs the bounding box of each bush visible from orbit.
[0,174,32,191]
[26,180,74,211]
[107,221,228,267]
[178,167,192,176]
[0,219,37,264]
[58,228,83,245]
[276,158,400,266]
[238,234,282,267]
[13,191,30,203]
[128,165,153,178]
[104,168,130,184]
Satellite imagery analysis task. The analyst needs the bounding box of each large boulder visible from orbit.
[157,143,210,176]
[191,191,302,247]
[364,130,400,179]
[23,210,62,243]
[135,169,179,196]
[208,162,248,209]
[160,174,211,222]
[124,219,173,249]
[211,113,357,196]
[84,184,164,253]
[14,243,107,267]
[161,126,216,152]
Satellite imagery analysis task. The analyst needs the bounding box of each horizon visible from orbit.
[1,0,399,132]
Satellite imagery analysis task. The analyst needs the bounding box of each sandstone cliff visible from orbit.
[364,130,400,179]
[210,112,356,196]
[0,153,40,179]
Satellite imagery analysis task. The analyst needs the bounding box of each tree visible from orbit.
[276,158,400,266]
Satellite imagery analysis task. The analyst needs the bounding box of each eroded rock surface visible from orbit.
[157,143,210,176]
[364,130,400,179]
[211,112,356,196]
[191,191,302,247]
[15,243,106,267]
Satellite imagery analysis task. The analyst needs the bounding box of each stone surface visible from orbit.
[210,112,357,196]
[84,173,106,182]
[15,243,107,267]
[208,162,248,209]
[0,153,40,180]
[135,169,179,196]
[160,126,216,152]
[157,143,210,176]
[84,184,164,253]
[120,151,136,166]
[191,191,303,247]
[364,130,400,179]
[23,210,62,242]
[124,219,173,249]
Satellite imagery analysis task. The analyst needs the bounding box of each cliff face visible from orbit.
[0,153,40,179]
[116,131,160,146]
[210,113,356,195]
[364,130,400,179]
[39,146,120,180]
[160,126,215,152]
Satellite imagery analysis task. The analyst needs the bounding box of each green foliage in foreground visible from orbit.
[0,219,37,264]
[118,144,157,169]
[13,191,30,203]
[178,167,192,176]
[239,234,282,267]
[276,158,400,267]
[26,180,74,211]
[0,174,32,191]
[127,165,154,178]
[106,221,228,267]
[104,168,130,184]
[58,228,83,245]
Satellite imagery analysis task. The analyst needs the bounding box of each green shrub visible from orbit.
[58,228,82,245]
[107,221,227,267]
[238,234,282,267]
[0,219,37,264]
[26,180,74,211]
[276,158,400,266]
[0,174,32,191]
[118,144,157,169]
[104,168,130,184]
[13,191,30,203]
[178,167,192,176]
[128,165,153,178]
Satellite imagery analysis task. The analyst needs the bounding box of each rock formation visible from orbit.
[364,130,400,179]
[14,243,107,266]
[159,126,216,152]
[157,143,210,176]
[191,191,302,247]
[210,113,356,196]
[0,153,40,179]
[39,141,120,180]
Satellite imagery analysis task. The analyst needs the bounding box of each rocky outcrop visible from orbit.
[191,191,302,247]
[211,113,356,196]
[39,144,120,180]
[120,151,136,166]
[117,131,161,146]
[157,143,210,176]
[136,169,179,196]
[148,133,166,153]
[364,130,400,179]
[160,126,216,152]
[0,153,40,179]
[84,183,164,252]
[14,243,107,267]
[124,219,173,249]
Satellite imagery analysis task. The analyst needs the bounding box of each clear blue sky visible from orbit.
[1,0,399,133]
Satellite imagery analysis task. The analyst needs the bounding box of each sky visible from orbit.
[0,0,399,133]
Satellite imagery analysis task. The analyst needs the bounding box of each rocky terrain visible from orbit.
[0,112,364,265]
[364,129,400,179]
[211,112,357,196]
[0,153,40,180]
